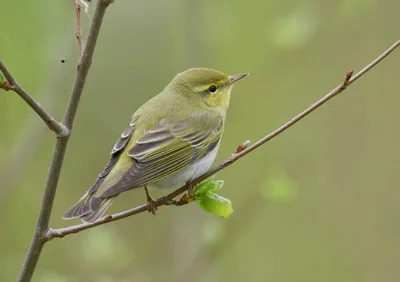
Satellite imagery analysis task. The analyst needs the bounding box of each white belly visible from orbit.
[148,147,218,190]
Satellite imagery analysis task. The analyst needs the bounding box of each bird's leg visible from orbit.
[186,181,194,198]
[144,186,157,215]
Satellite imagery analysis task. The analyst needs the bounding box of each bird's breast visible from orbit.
[148,146,219,190]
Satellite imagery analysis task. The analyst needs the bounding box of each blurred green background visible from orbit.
[1,0,400,281]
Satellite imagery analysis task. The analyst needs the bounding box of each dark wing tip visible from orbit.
[80,197,116,223]
[62,193,92,220]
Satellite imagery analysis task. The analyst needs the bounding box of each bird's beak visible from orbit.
[229,73,249,84]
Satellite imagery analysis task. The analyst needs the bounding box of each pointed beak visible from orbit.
[229,73,249,84]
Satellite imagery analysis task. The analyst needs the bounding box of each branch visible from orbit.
[46,39,400,239]
[0,61,67,135]
[18,1,113,281]
[0,56,68,203]
[72,0,84,57]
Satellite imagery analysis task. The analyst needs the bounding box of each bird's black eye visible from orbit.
[208,85,217,93]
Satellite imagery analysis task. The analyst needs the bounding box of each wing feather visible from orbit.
[88,117,137,194]
[100,113,223,197]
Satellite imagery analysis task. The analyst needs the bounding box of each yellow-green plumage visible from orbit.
[63,68,247,223]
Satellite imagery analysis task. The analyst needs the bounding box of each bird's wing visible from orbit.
[63,117,138,219]
[99,112,223,197]
[87,117,138,194]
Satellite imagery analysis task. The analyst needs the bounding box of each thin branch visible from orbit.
[46,39,400,239]
[177,41,400,276]
[72,0,84,57]
[0,61,67,135]
[17,1,113,281]
[0,54,69,204]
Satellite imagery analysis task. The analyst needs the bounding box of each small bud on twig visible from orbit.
[235,140,251,154]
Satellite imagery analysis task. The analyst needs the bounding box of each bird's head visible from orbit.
[166,68,248,112]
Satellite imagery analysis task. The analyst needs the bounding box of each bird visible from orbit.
[63,68,248,223]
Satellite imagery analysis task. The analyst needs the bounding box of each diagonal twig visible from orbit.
[0,52,69,204]
[174,40,400,275]
[0,61,67,136]
[46,39,400,239]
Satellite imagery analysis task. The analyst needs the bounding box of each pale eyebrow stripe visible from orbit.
[193,79,229,93]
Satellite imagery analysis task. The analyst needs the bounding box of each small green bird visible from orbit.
[63,68,248,223]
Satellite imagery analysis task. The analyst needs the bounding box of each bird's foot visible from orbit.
[186,181,195,198]
[145,186,157,215]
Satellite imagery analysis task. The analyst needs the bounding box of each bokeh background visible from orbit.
[1,0,400,281]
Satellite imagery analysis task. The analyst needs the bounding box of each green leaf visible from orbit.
[197,193,233,218]
[194,179,233,218]
[193,178,217,195]
[206,180,224,193]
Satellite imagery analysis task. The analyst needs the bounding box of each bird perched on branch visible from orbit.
[63,68,248,223]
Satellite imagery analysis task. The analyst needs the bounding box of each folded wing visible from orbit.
[100,113,222,197]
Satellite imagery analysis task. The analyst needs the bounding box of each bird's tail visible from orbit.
[62,193,116,223]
